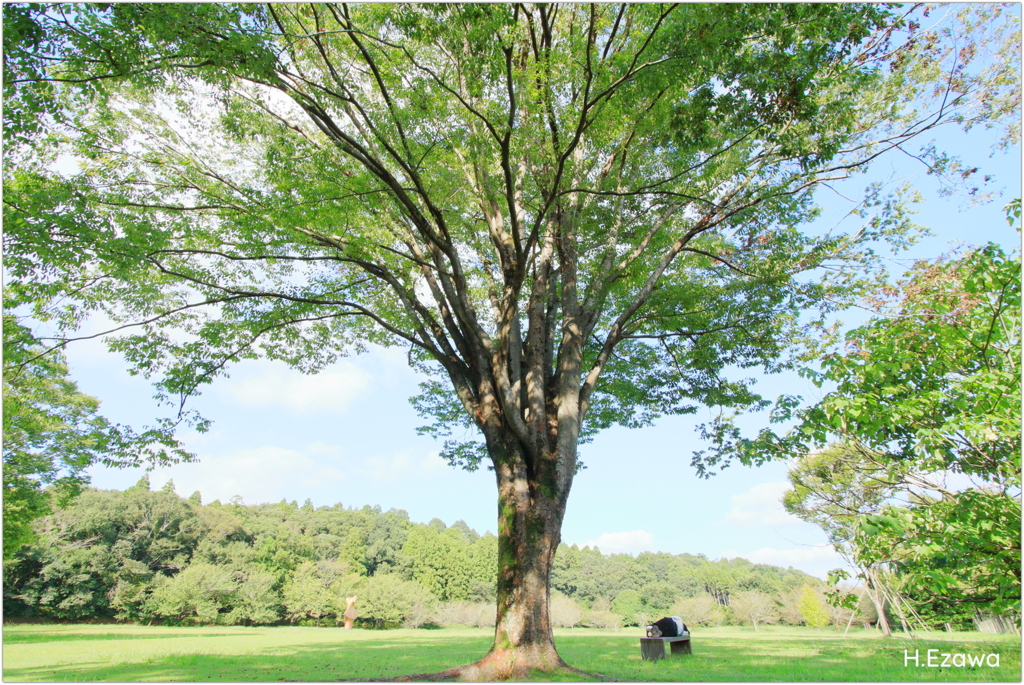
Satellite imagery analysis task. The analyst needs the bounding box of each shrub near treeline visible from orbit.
[1,480,878,628]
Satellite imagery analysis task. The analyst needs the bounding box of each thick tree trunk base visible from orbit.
[385,647,602,682]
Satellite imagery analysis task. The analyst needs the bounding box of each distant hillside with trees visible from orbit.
[5,478,846,629]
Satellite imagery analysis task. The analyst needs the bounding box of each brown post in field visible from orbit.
[343,595,358,630]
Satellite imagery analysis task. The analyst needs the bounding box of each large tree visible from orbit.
[3,3,1018,677]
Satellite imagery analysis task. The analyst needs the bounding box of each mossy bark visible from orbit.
[398,437,590,682]
[451,432,582,680]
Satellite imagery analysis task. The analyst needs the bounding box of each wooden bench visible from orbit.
[640,633,691,661]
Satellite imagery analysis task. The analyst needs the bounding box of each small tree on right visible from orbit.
[711,226,1022,619]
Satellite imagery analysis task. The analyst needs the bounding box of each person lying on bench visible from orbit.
[645,616,688,638]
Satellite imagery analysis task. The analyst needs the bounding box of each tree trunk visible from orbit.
[887,588,915,637]
[421,431,588,681]
[865,568,892,637]
[462,478,566,678]
[842,605,857,637]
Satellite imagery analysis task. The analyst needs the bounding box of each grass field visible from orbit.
[2,623,1020,682]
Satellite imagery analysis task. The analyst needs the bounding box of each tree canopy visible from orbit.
[3,3,1019,675]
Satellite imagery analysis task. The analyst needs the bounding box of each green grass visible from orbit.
[2,623,1019,682]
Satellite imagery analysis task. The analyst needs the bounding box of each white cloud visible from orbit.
[360,450,448,481]
[307,441,345,457]
[582,530,655,555]
[221,361,370,412]
[151,444,346,505]
[735,545,843,567]
[723,481,804,527]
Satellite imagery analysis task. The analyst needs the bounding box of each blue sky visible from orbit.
[64,109,1020,581]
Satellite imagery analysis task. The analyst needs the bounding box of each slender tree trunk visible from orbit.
[865,568,892,637]
[886,588,915,638]
[842,604,857,637]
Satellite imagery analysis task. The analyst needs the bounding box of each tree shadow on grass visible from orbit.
[0,634,848,683]
[2,635,495,683]
[2,631,233,645]
[556,634,1022,683]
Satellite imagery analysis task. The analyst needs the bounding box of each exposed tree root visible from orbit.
[373,650,616,682]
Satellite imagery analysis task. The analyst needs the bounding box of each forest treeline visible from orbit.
[4,476,861,630]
